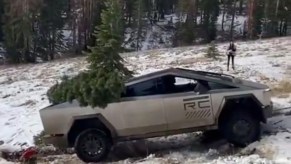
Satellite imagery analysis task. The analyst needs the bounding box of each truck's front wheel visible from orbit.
[220,110,260,147]
[74,129,111,163]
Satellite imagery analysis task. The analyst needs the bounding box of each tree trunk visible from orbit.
[247,0,256,38]
[136,0,142,51]
[73,19,77,52]
[279,20,283,36]
[239,0,244,14]
[24,40,31,63]
[283,21,287,35]
[275,0,280,17]
[230,0,237,40]
[83,0,87,48]
[50,32,55,60]
[200,10,204,24]
[243,20,247,38]
[70,0,77,53]
[193,0,197,25]
[186,0,197,25]
[221,1,226,31]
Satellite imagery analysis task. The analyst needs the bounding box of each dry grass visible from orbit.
[269,54,285,58]
[272,80,291,97]
[259,75,271,81]
[18,100,36,107]
[255,147,275,160]
[33,130,46,147]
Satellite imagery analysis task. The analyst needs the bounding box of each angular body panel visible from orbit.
[164,93,214,130]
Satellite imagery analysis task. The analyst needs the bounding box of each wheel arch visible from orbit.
[67,114,117,147]
[217,94,266,126]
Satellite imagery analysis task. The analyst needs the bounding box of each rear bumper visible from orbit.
[43,135,69,148]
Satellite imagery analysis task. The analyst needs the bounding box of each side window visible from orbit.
[161,75,197,94]
[175,77,197,86]
[159,75,237,95]
[121,76,238,98]
[123,78,162,97]
[207,81,237,90]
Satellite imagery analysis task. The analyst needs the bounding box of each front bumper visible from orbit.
[263,102,273,120]
[43,135,69,148]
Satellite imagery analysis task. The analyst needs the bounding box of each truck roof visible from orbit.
[126,68,269,90]
[127,68,234,83]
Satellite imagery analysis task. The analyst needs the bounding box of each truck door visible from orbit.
[118,78,167,137]
[162,77,215,131]
[164,93,214,130]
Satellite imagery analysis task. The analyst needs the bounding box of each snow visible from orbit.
[244,133,291,163]
[0,158,13,164]
[0,37,291,163]
[123,24,174,51]
[217,14,247,32]
[141,27,153,51]
[0,46,5,59]
[0,103,42,150]
[62,30,72,41]
[0,58,87,148]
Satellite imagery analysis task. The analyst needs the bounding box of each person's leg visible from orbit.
[232,55,235,70]
[227,55,230,71]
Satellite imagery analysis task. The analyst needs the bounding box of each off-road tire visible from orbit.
[220,110,260,147]
[74,129,111,163]
[200,130,222,144]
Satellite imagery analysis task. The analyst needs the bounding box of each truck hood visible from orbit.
[236,78,270,90]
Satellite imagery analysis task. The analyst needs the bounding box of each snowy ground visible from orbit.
[0,37,291,163]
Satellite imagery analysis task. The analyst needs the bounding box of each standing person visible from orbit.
[227,41,237,71]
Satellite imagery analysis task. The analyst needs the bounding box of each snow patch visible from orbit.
[0,158,14,164]
[243,132,291,163]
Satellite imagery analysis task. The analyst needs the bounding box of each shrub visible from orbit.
[206,41,220,59]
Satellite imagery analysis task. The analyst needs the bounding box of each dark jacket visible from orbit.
[228,43,236,56]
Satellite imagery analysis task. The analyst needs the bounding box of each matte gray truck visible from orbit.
[40,68,273,163]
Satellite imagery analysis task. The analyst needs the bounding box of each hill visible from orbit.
[0,37,291,163]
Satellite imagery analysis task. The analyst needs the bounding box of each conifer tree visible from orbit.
[124,0,135,26]
[35,0,68,61]
[201,0,220,42]
[0,0,4,42]
[3,0,41,63]
[134,0,146,51]
[206,41,219,59]
[47,0,133,109]
[175,0,197,46]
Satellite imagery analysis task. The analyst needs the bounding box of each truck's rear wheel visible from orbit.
[200,130,222,144]
[220,110,260,147]
[74,129,111,163]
